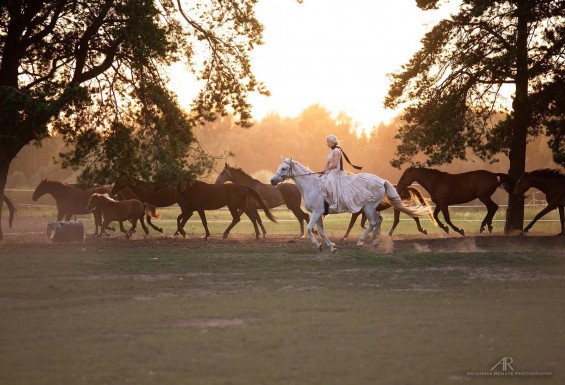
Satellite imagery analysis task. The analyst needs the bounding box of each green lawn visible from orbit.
[0,242,563,385]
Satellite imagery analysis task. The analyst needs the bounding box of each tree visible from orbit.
[384,0,565,232]
[0,0,271,239]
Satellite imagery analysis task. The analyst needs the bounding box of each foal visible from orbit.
[86,193,159,239]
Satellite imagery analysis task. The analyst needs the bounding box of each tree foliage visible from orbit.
[385,0,564,168]
[0,0,268,187]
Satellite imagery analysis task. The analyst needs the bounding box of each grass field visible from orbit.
[1,206,564,385]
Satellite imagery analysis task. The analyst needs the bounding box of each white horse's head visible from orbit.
[270,157,293,186]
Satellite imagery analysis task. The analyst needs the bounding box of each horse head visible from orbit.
[215,163,233,184]
[395,167,416,194]
[270,157,293,186]
[32,179,50,201]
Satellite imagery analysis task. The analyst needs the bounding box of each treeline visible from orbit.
[194,104,557,184]
[7,104,558,189]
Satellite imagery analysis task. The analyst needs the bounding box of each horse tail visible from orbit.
[244,186,277,223]
[384,181,430,218]
[144,203,160,219]
[4,195,16,228]
[496,173,514,194]
[406,186,436,225]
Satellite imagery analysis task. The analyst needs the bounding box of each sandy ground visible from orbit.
[1,216,564,256]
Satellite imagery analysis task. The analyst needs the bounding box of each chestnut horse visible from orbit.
[396,167,514,236]
[513,169,565,235]
[176,181,277,240]
[215,164,310,237]
[32,180,114,235]
[111,179,179,233]
[86,193,159,239]
[342,185,434,239]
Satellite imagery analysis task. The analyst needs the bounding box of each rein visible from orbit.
[276,160,318,181]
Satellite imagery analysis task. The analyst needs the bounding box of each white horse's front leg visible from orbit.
[307,212,323,251]
[316,216,337,253]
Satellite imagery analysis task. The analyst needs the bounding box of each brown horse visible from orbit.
[215,164,311,237]
[111,179,179,233]
[341,185,434,239]
[396,167,514,236]
[3,195,16,228]
[513,169,565,235]
[176,181,277,240]
[86,193,159,239]
[32,180,114,235]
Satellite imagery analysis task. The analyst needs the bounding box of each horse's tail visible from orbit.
[4,195,16,228]
[384,181,430,218]
[406,186,436,225]
[244,186,277,223]
[144,203,160,219]
[495,173,514,194]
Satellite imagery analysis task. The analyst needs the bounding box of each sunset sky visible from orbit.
[171,0,459,135]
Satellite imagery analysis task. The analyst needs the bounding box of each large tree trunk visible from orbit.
[0,157,10,241]
[505,0,529,234]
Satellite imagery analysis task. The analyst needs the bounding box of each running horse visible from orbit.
[341,185,434,239]
[176,181,277,240]
[86,193,159,239]
[396,167,514,236]
[513,168,565,235]
[215,163,311,237]
[32,180,116,235]
[270,157,429,252]
[111,179,179,233]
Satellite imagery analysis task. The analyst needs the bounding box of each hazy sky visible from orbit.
[171,0,457,135]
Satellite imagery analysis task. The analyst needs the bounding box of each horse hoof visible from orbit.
[356,241,364,248]
[330,247,338,253]
[458,230,465,236]
[318,243,323,251]
[479,227,485,233]
[422,230,428,235]
[488,225,493,233]
[156,228,164,233]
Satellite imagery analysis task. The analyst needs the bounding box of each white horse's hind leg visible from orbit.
[357,203,381,247]
[307,212,324,251]
[371,212,383,246]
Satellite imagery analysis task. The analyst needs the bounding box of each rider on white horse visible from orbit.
[271,154,428,253]
[318,135,383,214]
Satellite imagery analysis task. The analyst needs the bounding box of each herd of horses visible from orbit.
[4,162,564,250]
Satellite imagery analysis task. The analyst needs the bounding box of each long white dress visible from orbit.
[318,148,386,213]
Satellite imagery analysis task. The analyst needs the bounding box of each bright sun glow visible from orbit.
[170,0,459,135]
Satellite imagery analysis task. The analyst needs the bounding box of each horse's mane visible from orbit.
[408,166,445,175]
[92,193,119,203]
[227,165,257,183]
[527,168,565,178]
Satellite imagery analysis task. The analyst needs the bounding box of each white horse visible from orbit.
[270,157,429,252]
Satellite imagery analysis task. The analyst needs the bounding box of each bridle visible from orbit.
[274,159,318,181]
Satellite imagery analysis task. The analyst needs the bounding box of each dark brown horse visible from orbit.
[86,193,159,239]
[341,185,434,239]
[111,179,179,233]
[513,168,565,235]
[3,195,16,228]
[215,164,310,237]
[396,167,514,236]
[32,180,114,235]
[176,180,277,240]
